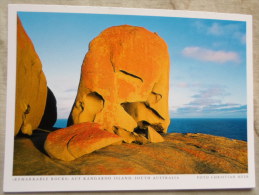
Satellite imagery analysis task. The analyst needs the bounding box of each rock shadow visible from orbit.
[16,86,59,156]
[39,87,57,129]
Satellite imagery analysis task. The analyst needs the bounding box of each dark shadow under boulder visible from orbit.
[39,87,57,130]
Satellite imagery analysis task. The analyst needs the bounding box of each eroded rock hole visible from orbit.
[20,104,33,135]
[150,123,164,133]
[79,101,84,111]
[121,102,165,133]
[88,92,105,103]
[138,120,150,129]
[144,102,165,120]
[24,104,30,115]
[121,101,165,120]
[76,92,105,123]
[20,104,31,130]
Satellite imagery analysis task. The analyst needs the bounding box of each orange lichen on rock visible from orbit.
[15,17,47,135]
[44,122,122,161]
[15,133,247,175]
[68,25,170,143]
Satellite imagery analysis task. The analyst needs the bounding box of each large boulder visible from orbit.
[15,17,47,136]
[68,25,170,142]
[44,122,123,161]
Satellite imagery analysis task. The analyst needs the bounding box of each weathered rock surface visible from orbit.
[14,133,247,175]
[68,25,170,142]
[147,126,164,143]
[15,17,47,136]
[44,123,123,161]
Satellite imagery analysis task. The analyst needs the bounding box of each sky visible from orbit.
[18,11,247,119]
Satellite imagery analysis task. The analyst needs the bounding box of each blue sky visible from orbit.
[18,11,247,119]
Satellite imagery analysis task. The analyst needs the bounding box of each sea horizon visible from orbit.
[56,117,247,120]
[54,117,247,141]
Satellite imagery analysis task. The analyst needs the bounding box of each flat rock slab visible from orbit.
[44,122,122,161]
[13,133,247,175]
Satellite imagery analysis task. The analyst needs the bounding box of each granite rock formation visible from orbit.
[68,25,170,143]
[44,122,122,161]
[15,17,47,136]
[13,20,248,176]
[14,133,247,175]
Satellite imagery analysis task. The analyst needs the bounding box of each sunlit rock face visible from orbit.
[68,25,170,143]
[44,122,122,161]
[15,17,47,136]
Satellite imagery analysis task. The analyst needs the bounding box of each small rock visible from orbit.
[147,126,164,143]
[113,127,136,143]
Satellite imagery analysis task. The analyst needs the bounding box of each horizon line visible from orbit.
[56,117,247,120]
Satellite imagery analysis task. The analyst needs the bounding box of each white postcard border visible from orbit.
[4,4,255,192]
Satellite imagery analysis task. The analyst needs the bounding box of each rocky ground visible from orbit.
[13,131,247,175]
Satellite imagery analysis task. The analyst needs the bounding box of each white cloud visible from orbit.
[176,82,189,88]
[193,21,246,44]
[170,84,247,118]
[241,34,246,44]
[234,32,246,44]
[208,23,223,35]
[207,23,240,36]
[56,97,75,119]
[182,47,240,63]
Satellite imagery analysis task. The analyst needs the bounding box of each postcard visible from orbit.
[4,4,255,192]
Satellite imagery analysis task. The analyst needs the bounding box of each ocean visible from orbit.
[168,118,247,141]
[54,118,247,141]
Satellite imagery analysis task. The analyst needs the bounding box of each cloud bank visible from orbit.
[171,85,246,118]
[182,47,240,63]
